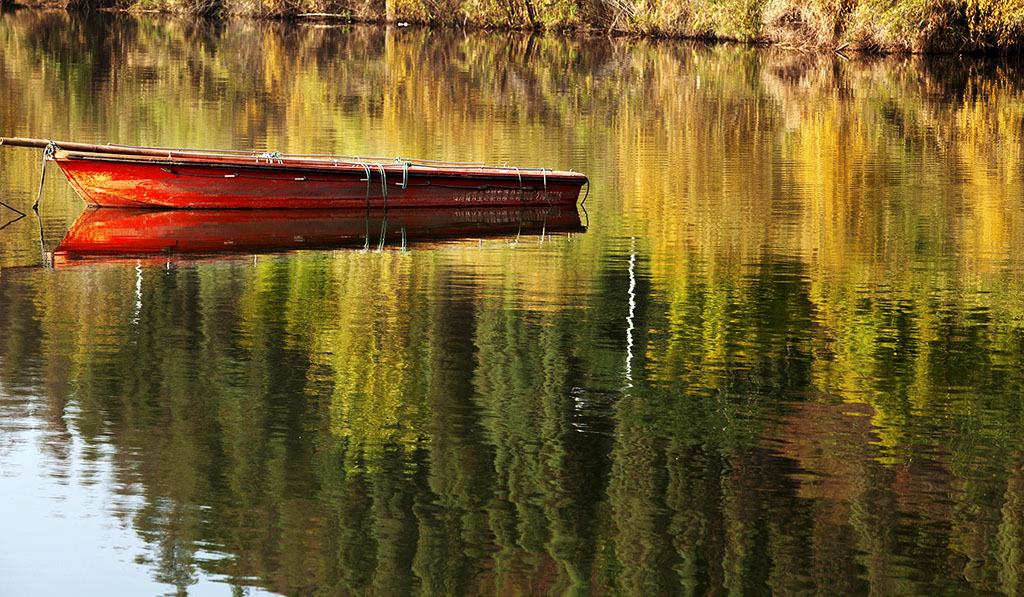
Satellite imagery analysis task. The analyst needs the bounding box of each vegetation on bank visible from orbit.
[5,0,1024,52]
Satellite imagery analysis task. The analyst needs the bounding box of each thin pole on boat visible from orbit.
[1,136,179,158]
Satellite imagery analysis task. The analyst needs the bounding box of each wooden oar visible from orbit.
[0,137,180,158]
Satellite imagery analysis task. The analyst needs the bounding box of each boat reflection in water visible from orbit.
[53,205,586,266]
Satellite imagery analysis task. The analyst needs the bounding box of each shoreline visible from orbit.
[3,0,1024,54]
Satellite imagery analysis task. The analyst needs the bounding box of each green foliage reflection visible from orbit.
[5,13,1024,596]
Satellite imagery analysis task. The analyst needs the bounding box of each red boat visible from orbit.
[1,137,588,209]
[53,205,585,265]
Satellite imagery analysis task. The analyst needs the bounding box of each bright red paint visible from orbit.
[54,150,589,209]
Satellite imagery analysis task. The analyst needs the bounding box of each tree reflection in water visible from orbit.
[3,11,1024,595]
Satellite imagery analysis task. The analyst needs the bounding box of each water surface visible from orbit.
[3,11,1024,595]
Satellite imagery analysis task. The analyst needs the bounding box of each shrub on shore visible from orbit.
[848,0,1024,51]
[11,0,1024,51]
[593,0,1024,50]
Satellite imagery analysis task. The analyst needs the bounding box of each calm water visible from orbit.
[4,11,1024,596]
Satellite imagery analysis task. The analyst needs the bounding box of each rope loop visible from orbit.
[394,157,410,190]
[542,169,551,206]
[376,164,389,252]
[514,167,525,203]
[361,163,373,210]
[376,164,389,209]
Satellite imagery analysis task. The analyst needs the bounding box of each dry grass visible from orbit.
[31,0,1024,52]
[846,0,1024,52]
[761,0,855,48]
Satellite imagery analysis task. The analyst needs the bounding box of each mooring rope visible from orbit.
[37,210,47,268]
[32,141,57,211]
[376,164,388,252]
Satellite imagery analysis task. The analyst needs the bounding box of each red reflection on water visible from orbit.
[53,205,585,266]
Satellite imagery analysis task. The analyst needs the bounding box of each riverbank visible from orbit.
[4,0,1024,52]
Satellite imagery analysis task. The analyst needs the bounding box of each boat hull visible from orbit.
[54,151,587,209]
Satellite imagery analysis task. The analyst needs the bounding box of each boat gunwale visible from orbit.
[56,149,586,181]
[105,143,492,167]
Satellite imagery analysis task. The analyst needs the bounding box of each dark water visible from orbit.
[4,11,1024,596]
